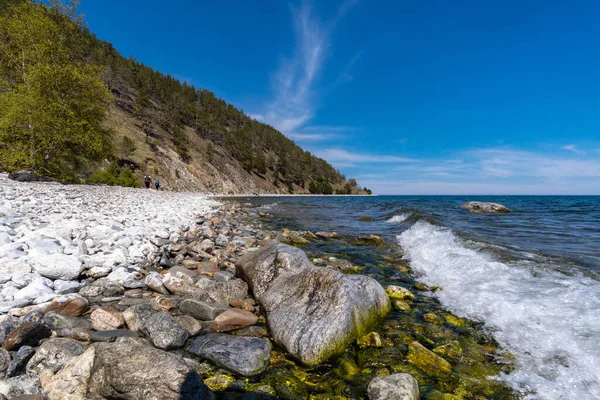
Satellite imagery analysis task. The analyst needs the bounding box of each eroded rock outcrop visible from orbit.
[460,201,511,213]
[236,242,390,366]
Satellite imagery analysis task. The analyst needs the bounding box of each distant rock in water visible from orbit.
[236,242,390,366]
[7,171,55,182]
[460,201,511,213]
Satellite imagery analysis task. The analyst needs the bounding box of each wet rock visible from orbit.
[385,285,415,301]
[26,338,86,374]
[209,309,258,333]
[358,234,385,245]
[90,307,124,331]
[5,346,35,378]
[144,272,169,295]
[357,332,383,348]
[392,299,411,312]
[188,333,271,377]
[0,348,10,372]
[41,342,214,400]
[2,322,51,350]
[407,341,452,377]
[461,201,511,213]
[367,373,419,400]
[325,258,357,273]
[358,216,373,222]
[230,325,268,338]
[90,329,138,343]
[44,312,92,340]
[433,340,463,358]
[316,231,339,239]
[236,242,390,366]
[141,312,188,350]
[179,299,229,321]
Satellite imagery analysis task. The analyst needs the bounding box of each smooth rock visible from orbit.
[141,312,188,350]
[26,338,86,374]
[358,234,385,245]
[29,250,82,280]
[236,242,390,366]
[2,322,51,350]
[86,266,112,279]
[385,285,415,301]
[407,341,452,377]
[179,299,229,321]
[209,309,258,333]
[367,373,419,400]
[144,272,169,295]
[90,307,124,331]
[44,312,92,340]
[41,342,214,400]
[188,333,271,377]
[460,201,511,213]
[52,280,81,295]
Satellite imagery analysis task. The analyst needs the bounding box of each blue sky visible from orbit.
[79,0,600,194]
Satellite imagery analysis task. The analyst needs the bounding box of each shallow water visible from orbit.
[237,195,600,400]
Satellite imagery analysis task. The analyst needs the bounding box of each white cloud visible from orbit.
[316,148,414,165]
[286,133,339,141]
[561,144,579,153]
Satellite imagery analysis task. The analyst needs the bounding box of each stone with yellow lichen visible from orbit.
[392,299,411,312]
[357,332,383,348]
[424,313,443,324]
[433,340,463,358]
[407,341,452,377]
[385,285,416,301]
[443,314,466,327]
[204,373,235,391]
[427,390,463,400]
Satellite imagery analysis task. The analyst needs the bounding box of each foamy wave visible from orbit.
[387,213,409,223]
[398,221,600,400]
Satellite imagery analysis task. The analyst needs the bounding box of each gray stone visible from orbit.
[144,272,168,295]
[179,299,229,321]
[0,348,10,372]
[213,271,234,282]
[122,304,155,332]
[175,315,205,337]
[188,333,271,377]
[236,242,390,366]
[41,342,214,400]
[5,345,35,378]
[2,322,52,350]
[7,171,54,182]
[26,338,86,374]
[195,278,248,305]
[215,234,229,247]
[367,373,419,400]
[0,300,31,313]
[90,329,138,343]
[141,312,188,350]
[52,280,81,295]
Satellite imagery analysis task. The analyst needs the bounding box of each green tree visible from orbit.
[0,0,113,180]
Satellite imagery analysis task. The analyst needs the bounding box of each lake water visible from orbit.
[238,195,600,400]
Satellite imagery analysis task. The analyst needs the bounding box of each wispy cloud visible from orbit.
[316,148,414,167]
[561,144,585,155]
[360,147,600,194]
[255,1,359,140]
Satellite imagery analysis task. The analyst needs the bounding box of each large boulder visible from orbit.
[28,250,82,281]
[460,201,511,213]
[41,342,214,400]
[7,171,54,182]
[188,333,271,377]
[367,373,419,400]
[26,338,86,374]
[236,243,390,366]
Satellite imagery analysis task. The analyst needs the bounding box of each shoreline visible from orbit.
[0,176,514,399]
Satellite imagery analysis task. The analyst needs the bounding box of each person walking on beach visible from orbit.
[144,175,151,189]
[155,177,160,190]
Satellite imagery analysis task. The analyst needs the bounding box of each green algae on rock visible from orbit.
[407,341,452,377]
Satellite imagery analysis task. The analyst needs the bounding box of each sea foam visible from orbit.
[398,220,600,400]
[387,213,409,223]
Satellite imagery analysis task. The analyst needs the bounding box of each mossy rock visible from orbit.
[385,285,415,301]
[443,314,466,327]
[357,346,403,369]
[414,282,430,291]
[204,373,236,392]
[357,216,373,222]
[433,340,463,359]
[407,341,452,378]
[356,332,383,348]
[424,313,443,324]
[392,299,411,312]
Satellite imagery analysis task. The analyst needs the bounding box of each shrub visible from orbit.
[88,162,139,187]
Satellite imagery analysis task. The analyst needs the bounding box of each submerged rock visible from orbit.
[367,373,419,400]
[188,333,271,377]
[460,201,511,213]
[406,341,452,377]
[236,242,390,366]
[41,342,214,400]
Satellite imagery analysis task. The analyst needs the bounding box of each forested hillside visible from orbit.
[0,0,370,194]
